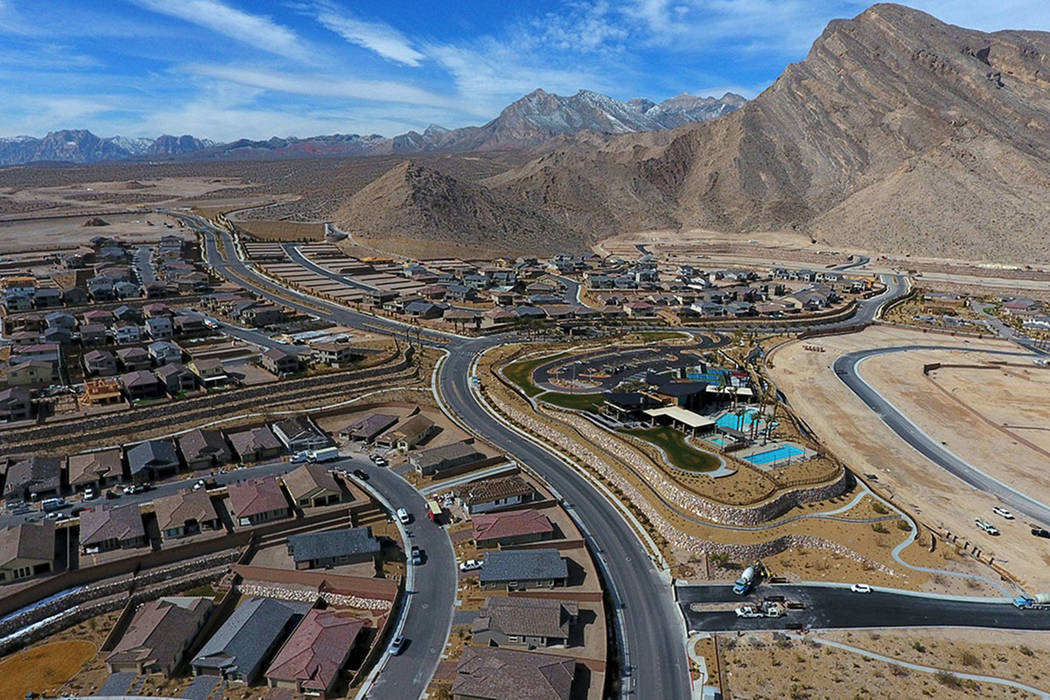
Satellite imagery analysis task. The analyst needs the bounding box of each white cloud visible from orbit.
[308,1,425,66]
[131,0,309,61]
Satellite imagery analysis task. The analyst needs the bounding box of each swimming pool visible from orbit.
[716,408,761,431]
[744,444,805,465]
[708,437,729,447]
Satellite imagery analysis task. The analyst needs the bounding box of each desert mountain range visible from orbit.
[337,3,1050,263]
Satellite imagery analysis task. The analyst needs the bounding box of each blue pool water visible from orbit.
[687,368,734,383]
[745,444,805,465]
[716,408,762,431]
[709,437,729,447]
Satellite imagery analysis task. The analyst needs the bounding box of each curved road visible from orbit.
[834,346,1050,528]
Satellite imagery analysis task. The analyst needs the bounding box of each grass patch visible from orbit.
[502,352,568,398]
[622,426,721,472]
[0,640,95,698]
[540,392,605,412]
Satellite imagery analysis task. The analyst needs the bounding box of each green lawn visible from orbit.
[502,351,568,397]
[622,426,721,472]
[540,392,605,412]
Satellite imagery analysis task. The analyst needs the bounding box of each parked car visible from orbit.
[410,546,423,565]
[850,583,872,594]
[388,634,406,655]
[459,559,482,572]
[1032,528,1050,539]
[993,507,1014,520]
[396,508,411,524]
[352,469,369,481]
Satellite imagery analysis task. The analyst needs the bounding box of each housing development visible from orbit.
[4,2,1050,700]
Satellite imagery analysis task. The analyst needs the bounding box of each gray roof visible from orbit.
[479,549,568,584]
[287,527,380,564]
[192,597,311,678]
[126,439,179,476]
[80,505,145,546]
[472,596,577,640]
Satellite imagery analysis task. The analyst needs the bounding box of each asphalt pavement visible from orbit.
[678,583,1050,633]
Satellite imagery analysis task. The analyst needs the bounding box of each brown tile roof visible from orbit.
[471,596,577,640]
[456,475,536,507]
[282,463,340,502]
[67,448,122,486]
[106,597,212,671]
[452,647,575,700]
[227,476,288,519]
[227,425,282,456]
[472,509,553,543]
[0,520,55,567]
[80,505,145,546]
[264,609,365,691]
[384,413,434,442]
[153,489,217,532]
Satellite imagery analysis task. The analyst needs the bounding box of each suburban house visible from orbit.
[126,439,181,482]
[145,316,173,339]
[83,377,123,406]
[79,505,146,553]
[311,341,364,367]
[147,340,182,366]
[409,440,486,477]
[0,387,33,422]
[114,325,141,344]
[153,489,221,539]
[452,647,576,700]
[478,549,568,591]
[378,413,437,451]
[120,370,163,401]
[177,429,232,471]
[227,476,290,527]
[117,346,152,371]
[227,425,284,463]
[472,509,555,549]
[67,448,123,491]
[105,597,214,676]
[191,597,312,684]
[260,347,301,377]
[340,413,398,444]
[456,475,538,515]
[83,349,118,376]
[6,358,59,387]
[286,527,381,570]
[189,358,228,387]
[264,608,366,698]
[0,520,55,583]
[154,362,197,394]
[471,597,578,649]
[272,416,330,453]
[3,456,63,502]
[79,322,108,346]
[283,463,343,508]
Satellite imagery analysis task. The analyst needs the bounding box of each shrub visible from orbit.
[896,519,911,531]
[1019,645,1035,657]
[934,670,962,689]
[872,522,889,534]
[912,641,927,653]
[872,502,890,515]
[959,650,981,668]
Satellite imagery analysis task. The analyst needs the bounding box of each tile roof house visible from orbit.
[261,347,301,377]
[340,413,398,443]
[456,475,538,515]
[283,463,343,509]
[478,549,568,591]
[177,429,232,471]
[191,597,312,684]
[117,346,152,371]
[227,476,290,527]
[272,416,330,453]
[0,386,33,422]
[264,608,366,697]
[83,349,118,376]
[0,520,55,583]
[472,509,554,548]
[471,597,578,650]
[67,448,123,490]
[3,456,63,501]
[286,527,380,570]
[106,597,213,676]
[80,505,146,553]
[154,362,197,394]
[226,425,284,463]
[377,413,437,452]
[409,440,486,477]
[153,489,221,540]
[120,369,163,400]
[126,439,180,482]
[452,647,576,700]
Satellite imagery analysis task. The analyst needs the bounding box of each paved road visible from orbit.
[968,299,1050,356]
[678,584,1050,632]
[133,245,156,285]
[834,345,1050,528]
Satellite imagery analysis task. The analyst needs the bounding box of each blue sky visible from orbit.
[1,0,1049,141]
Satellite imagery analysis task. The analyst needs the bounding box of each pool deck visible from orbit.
[730,439,818,472]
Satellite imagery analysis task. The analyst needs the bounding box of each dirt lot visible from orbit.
[768,325,1047,590]
[0,639,97,698]
[720,630,1046,699]
[0,211,190,254]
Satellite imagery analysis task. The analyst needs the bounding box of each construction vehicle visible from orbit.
[733,561,765,595]
[1013,593,1050,610]
[761,601,784,618]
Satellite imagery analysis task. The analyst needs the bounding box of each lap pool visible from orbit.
[744,444,805,465]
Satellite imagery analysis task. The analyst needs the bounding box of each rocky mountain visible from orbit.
[0,130,213,165]
[630,92,749,128]
[484,3,1050,263]
[333,161,570,255]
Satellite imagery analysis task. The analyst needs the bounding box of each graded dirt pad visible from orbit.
[0,211,189,253]
[0,640,96,697]
[720,630,1044,699]
[768,325,1047,589]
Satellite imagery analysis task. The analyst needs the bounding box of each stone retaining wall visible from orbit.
[702,534,900,578]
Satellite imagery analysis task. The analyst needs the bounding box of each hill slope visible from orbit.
[488,3,1050,263]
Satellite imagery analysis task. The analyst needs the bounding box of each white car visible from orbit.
[459,559,482,572]
[993,507,1015,520]
[395,508,411,524]
[735,605,763,618]
[850,583,872,594]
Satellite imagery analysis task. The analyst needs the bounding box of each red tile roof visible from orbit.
[472,509,553,544]
[227,476,288,518]
[264,609,365,692]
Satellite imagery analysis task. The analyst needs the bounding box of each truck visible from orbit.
[41,498,66,513]
[733,564,759,595]
[1013,593,1050,610]
[306,447,340,463]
